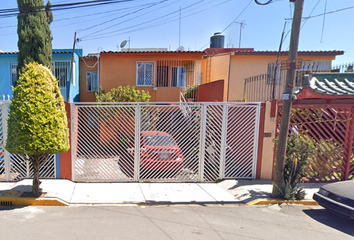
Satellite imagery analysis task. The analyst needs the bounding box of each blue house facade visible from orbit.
[0,49,82,102]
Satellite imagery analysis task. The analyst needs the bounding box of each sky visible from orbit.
[0,0,353,64]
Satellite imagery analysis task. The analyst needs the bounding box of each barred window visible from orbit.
[136,61,154,86]
[86,71,99,92]
[10,63,17,86]
[53,61,71,88]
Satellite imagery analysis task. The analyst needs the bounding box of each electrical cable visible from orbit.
[320,0,327,43]
[282,0,321,50]
[197,0,252,50]
[81,0,231,41]
[80,0,230,41]
[0,0,136,18]
[254,0,273,5]
[80,0,210,39]
[285,5,354,20]
[80,0,169,33]
[220,0,252,34]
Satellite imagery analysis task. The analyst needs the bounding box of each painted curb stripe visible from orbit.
[246,198,319,206]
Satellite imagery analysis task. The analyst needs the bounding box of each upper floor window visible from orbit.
[10,63,17,86]
[86,71,99,92]
[53,61,71,88]
[136,61,154,86]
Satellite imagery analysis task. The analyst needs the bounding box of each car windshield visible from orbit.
[144,135,176,147]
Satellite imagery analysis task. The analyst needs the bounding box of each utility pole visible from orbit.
[272,0,304,198]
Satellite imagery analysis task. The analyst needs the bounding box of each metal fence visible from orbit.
[277,104,354,181]
[243,60,353,102]
[71,102,261,182]
[0,101,56,181]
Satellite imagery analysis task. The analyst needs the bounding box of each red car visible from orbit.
[118,131,184,178]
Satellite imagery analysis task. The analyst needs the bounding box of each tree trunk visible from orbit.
[31,155,41,196]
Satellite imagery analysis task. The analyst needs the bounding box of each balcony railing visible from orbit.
[243,61,352,102]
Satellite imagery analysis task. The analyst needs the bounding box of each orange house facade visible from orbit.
[201,50,344,102]
[80,51,205,102]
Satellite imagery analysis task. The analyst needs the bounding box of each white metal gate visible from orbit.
[0,101,56,181]
[72,102,261,182]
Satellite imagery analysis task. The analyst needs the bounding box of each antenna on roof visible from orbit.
[120,40,127,48]
[119,37,131,51]
[176,46,185,51]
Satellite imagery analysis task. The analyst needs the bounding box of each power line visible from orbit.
[80,0,230,41]
[80,0,212,40]
[285,5,354,20]
[254,0,273,5]
[220,0,252,34]
[0,0,135,18]
[0,2,157,29]
[198,0,252,50]
[80,0,170,34]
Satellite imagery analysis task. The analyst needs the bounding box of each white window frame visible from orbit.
[86,71,99,92]
[136,61,155,86]
[10,63,18,86]
[171,66,186,87]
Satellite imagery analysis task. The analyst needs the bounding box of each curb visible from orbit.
[246,198,318,206]
[0,197,69,206]
[0,191,69,206]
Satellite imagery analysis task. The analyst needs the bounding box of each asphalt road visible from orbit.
[0,204,353,240]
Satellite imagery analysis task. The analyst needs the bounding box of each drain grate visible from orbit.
[0,201,13,206]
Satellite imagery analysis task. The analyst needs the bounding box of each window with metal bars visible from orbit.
[10,63,17,86]
[86,71,99,92]
[53,61,71,88]
[267,60,332,86]
[136,61,154,86]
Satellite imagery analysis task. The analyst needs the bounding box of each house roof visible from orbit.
[0,50,73,55]
[231,50,344,56]
[308,73,354,95]
[101,50,205,54]
[296,73,354,100]
[204,48,254,55]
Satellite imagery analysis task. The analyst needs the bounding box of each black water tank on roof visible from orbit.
[210,32,225,48]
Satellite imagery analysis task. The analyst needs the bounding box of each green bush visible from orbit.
[183,85,198,100]
[6,62,69,195]
[275,134,315,200]
[95,85,150,102]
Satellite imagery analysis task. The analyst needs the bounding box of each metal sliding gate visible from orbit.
[71,102,261,182]
[0,101,56,181]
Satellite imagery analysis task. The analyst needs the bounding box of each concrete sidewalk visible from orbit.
[0,179,326,206]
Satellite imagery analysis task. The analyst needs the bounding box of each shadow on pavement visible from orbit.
[303,209,354,237]
[0,206,26,211]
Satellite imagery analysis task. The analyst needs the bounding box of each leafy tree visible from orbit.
[17,0,53,75]
[95,86,151,102]
[6,62,69,196]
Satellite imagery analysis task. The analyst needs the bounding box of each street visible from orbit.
[0,204,353,240]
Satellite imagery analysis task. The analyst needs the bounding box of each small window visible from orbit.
[10,63,18,86]
[53,61,70,88]
[171,66,186,87]
[136,61,154,86]
[267,63,281,85]
[86,71,99,92]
